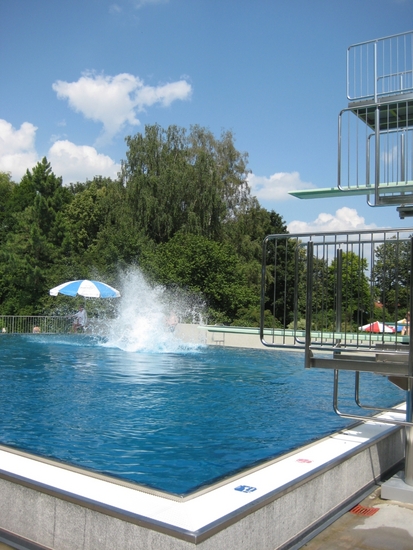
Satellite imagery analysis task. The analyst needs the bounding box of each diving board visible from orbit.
[290,182,413,200]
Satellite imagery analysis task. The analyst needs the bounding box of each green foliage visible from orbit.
[0,159,71,314]
[146,232,257,323]
[0,129,288,323]
[263,236,299,327]
[232,307,281,328]
[0,171,16,244]
[121,124,250,243]
[372,238,411,314]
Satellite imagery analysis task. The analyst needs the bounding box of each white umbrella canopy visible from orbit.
[50,280,121,298]
[359,321,395,333]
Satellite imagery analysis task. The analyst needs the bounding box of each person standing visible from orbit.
[402,312,410,336]
[72,306,88,332]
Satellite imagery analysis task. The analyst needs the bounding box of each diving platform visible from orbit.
[290,181,413,200]
[349,95,413,131]
[289,31,413,213]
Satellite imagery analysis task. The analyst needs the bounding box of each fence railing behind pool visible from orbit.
[0,316,73,334]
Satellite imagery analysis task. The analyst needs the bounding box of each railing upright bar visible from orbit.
[305,241,313,369]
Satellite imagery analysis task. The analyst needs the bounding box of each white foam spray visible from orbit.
[99,268,206,353]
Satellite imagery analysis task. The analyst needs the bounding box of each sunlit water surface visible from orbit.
[0,334,403,495]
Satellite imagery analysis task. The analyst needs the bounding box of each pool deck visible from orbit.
[302,483,413,550]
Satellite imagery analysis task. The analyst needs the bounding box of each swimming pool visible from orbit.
[0,334,403,495]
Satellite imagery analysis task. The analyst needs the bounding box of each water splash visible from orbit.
[100,268,206,353]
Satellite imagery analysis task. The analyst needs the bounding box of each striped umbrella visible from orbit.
[50,280,120,298]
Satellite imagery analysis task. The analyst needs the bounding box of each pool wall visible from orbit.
[179,324,405,350]
[175,323,292,349]
[0,416,405,550]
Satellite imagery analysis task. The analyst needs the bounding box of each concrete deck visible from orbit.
[302,482,413,550]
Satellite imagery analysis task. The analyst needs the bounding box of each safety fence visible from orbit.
[0,316,72,335]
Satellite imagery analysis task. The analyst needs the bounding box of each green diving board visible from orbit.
[290,181,413,200]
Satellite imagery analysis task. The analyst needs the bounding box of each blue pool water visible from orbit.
[0,335,403,495]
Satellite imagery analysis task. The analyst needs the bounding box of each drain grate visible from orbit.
[350,504,379,517]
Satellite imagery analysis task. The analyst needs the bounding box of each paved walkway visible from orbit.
[302,484,413,550]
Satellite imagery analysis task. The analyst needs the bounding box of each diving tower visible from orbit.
[262,31,413,505]
[291,30,413,218]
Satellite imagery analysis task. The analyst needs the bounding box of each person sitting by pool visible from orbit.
[72,306,88,332]
[401,311,410,336]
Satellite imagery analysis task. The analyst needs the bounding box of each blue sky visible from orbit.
[1,0,412,233]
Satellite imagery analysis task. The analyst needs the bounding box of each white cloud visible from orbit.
[48,140,121,184]
[109,3,122,13]
[287,206,378,234]
[0,119,38,180]
[0,118,121,184]
[52,72,192,143]
[131,0,169,8]
[248,171,315,203]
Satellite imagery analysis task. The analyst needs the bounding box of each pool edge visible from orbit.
[0,415,405,549]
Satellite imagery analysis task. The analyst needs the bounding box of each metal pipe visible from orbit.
[401,132,405,183]
[355,371,406,413]
[405,377,413,485]
[259,237,268,345]
[333,369,413,427]
[404,238,413,485]
[305,241,314,369]
[375,105,381,205]
[336,249,342,334]
[374,40,378,103]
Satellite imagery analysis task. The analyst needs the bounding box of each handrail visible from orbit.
[347,30,413,102]
[333,370,413,427]
[0,315,73,334]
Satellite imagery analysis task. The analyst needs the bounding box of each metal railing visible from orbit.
[0,316,73,334]
[260,227,413,483]
[260,227,413,352]
[347,30,413,102]
[338,100,413,202]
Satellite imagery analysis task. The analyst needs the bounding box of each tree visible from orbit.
[0,172,16,244]
[121,124,250,244]
[328,250,371,329]
[0,143,291,325]
[0,159,72,313]
[372,237,411,316]
[145,232,256,323]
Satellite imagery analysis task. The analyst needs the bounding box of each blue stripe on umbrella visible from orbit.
[50,280,120,298]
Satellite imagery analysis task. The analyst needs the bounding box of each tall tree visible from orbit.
[0,172,16,244]
[328,250,371,329]
[121,124,250,243]
[0,159,71,313]
[372,238,411,315]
